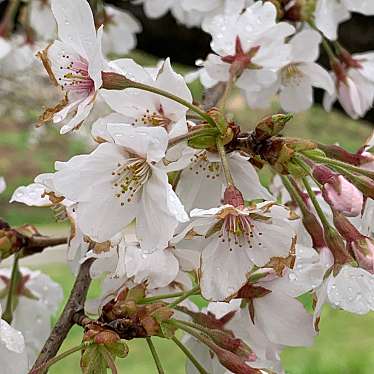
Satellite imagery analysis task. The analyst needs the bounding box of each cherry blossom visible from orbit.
[100,6,141,56]
[0,37,11,60]
[171,149,272,211]
[245,29,334,112]
[0,36,39,74]
[0,177,6,194]
[29,0,56,41]
[313,165,363,216]
[0,305,28,374]
[85,233,198,314]
[324,66,374,119]
[10,183,52,207]
[181,188,295,301]
[102,58,192,140]
[52,125,188,250]
[316,265,374,316]
[38,0,107,134]
[315,0,374,40]
[0,268,63,365]
[199,2,295,101]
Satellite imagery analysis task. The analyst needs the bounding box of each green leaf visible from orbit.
[81,345,108,374]
[106,341,129,359]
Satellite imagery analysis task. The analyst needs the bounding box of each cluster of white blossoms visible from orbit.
[2,0,374,373]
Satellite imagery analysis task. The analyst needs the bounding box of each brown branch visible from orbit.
[29,258,94,373]
[23,236,68,256]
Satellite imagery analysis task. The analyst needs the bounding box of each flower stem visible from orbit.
[29,342,90,374]
[168,286,200,309]
[2,251,21,323]
[101,72,217,127]
[172,336,209,374]
[168,125,210,148]
[280,176,309,216]
[165,320,217,352]
[138,289,197,305]
[216,138,234,186]
[146,337,165,374]
[217,75,235,110]
[301,177,330,229]
[302,153,374,180]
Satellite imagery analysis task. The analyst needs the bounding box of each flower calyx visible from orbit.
[100,285,174,340]
[221,37,261,77]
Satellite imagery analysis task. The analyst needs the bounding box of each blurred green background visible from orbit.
[1,53,374,373]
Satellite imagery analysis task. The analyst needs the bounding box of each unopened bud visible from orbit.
[302,210,326,250]
[212,329,254,359]
[343,173,374,200]
[332,210,361,242]
[337,48,363,69]
[351,237,374,274]
[333,210,374,273]
[331,60,347,84]
[213,345,259,374]
[254,113,293,142]
[324,227,351,265]
[317,144,362,166]
[313,165,363,217]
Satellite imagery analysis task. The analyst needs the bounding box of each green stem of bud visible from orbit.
[281,176,309,215]
[2,251,21,324]
[217,74,235,110]
[167,285,200,309]
[166,319,218,354]
[301,177,330,230]
[303,153,374,180]
[146,337,165,374]
[168,125,211,148]
[138,291,188,304]
[216,138,235,186]
[172,336,209,374]
[101,72,217,128]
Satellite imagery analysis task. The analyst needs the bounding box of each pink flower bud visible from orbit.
[313,166,363,216]
[351,237,374,274]
[213,345,259,374]
[332,210,374,272]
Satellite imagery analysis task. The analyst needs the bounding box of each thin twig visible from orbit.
[146,337,165,374]
[172,336,208,374]
[23,236,68,256]
[29,259,94,373]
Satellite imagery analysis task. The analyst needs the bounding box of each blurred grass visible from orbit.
[36,263,374,374]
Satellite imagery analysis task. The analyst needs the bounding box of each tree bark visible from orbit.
[29,259,94,373]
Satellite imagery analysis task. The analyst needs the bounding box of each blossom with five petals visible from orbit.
[52,124,189,251]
